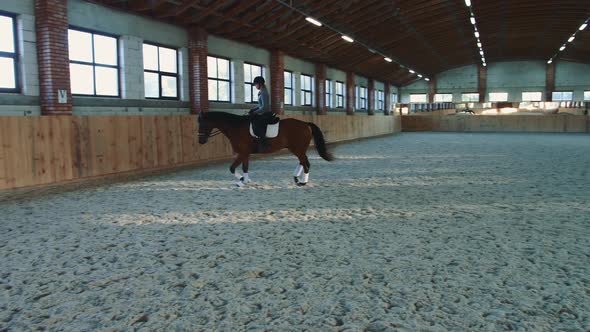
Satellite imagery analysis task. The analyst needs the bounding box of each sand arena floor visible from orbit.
[1,132,589,331]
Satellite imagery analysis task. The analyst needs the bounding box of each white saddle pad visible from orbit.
[250,122,279,138]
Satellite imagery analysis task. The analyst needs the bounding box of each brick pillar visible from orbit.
[478,64,487,103]
[546,62,555,102]
[384,83,391,115]
[346,71,355,115]
[428,78,437,103]
[188,27,208,114]
[367,79,375,115]
[270,49,285,115]
[35,0,72,115]
[315,63,327,115]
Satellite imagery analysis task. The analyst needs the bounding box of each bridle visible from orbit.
[197,129,222,139]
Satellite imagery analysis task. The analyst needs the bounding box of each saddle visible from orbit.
[249,114,280,138]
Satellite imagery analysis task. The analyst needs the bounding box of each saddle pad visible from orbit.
[250,123,279,138]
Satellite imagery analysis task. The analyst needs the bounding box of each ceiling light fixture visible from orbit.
[470,17,476,25]
[580,23,588,31]
[559,45,566,51]
[547,16,589,64]
[341,35,354,43]
[384,57,392,62]
[409,69,415,73]
[305,17,322,27]
[568,36,575,42]
[465,0,471,7]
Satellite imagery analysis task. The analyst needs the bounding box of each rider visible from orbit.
[249,76,272,151]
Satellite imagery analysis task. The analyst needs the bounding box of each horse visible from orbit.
[197,112,334,186]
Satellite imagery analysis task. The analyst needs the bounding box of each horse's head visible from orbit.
[197,112,212,144]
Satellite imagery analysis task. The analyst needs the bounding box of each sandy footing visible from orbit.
[1,132,589,331]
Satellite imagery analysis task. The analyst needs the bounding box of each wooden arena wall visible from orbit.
[402,114,590,133]
[0,114,401,190]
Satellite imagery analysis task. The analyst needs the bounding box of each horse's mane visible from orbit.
[201,112,249,125]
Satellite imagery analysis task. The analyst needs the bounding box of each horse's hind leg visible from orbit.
[293,152,310,186]
[242,157,251,183]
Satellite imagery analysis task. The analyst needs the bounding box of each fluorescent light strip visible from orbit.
[465,0,471,6]
[341,35,354,43]
[548,17,589,63]
[305,17,322,26]
[384,57,392,62]
[470,17,476,25]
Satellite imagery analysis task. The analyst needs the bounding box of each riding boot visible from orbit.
[258,136,270,152]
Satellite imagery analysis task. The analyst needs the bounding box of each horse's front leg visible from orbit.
[241,157,251,183]
[229,154,246,186]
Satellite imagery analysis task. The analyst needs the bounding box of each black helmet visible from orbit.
[253,76,265,85]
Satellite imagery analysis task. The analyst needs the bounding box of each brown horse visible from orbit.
[197,112,334,186]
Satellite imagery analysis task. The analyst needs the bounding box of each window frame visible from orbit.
[300,73,313,106]
[410,93,427,103]
[521,91,542,102]
[68,26,121,98]
[244,62,264,104]
[0,11,20,93]
[335,81,345,108]
[489,92,509,102]
[376,90,384,110]
[284,70,293,106]
[434,93,453,103]
[552,91,574,102]
[207,54,232,103]
[391,93,398,104]
[356,86,367,110]
[325,79,333,108]
[461,92,479,102]
[143,41,180,100]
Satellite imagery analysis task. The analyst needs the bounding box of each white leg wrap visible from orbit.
[293,165,303,177]
[301,172,309,183]
[243,172,251,183]
[234,171,242,180]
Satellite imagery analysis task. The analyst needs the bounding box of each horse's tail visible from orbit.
[307,122,334,161]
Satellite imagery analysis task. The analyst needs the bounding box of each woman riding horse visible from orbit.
[198,111,334,187]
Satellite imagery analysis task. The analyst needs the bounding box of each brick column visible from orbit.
[367,79,375,115]
[315,63,327,115]
[346,71,355,115]
[35,0,72,115]
[428,78,437,104]
[270,49,285,115]
[546,62,555,102]
[478,64,487,103]
[384,83,391,115]
[188,27,208,114]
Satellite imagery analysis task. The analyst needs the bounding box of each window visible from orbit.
[284,71,293,105]
[376,90,384,110]
[0,13,18,93]
[462,93,479,102]
[207,55,231,102]
[391,93,398,104]
[68,28,119,96]
[356,86,367,109]
[522,91,542,102]
[489,92,508,102]
[585,91,590,101]
[301,74,313,106]
[335,81,345,108]
[552,91,573,101]
[435,93,453,102]
[325,79,333,108]
[143,43,178,99]
[244,63,263,103]
[410,94,427,103]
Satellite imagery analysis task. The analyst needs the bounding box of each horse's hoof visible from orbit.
[293,176,299,184]
[236,181,245,187]
[297,182,307,187]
